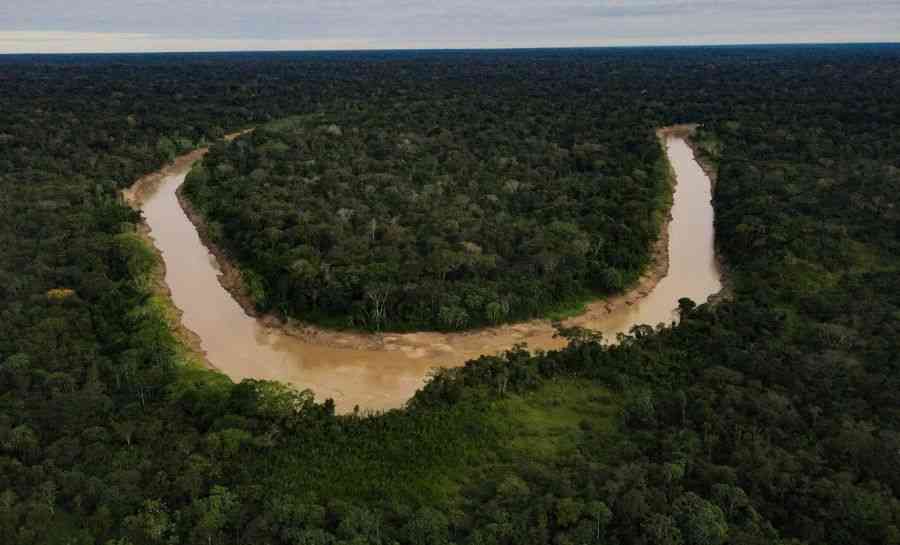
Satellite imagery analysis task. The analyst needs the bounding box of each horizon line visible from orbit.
[2,40,899,57]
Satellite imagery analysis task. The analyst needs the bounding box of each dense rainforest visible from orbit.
[1,45,900,545]
[182,90,670,330]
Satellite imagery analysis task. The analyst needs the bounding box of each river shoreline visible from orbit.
[123,130,251,208]
[658,124,735,303]
[177,183,672,350]
[125,126,722,411]
[123,149,218,370]
[122,131,251,372]
[170,130,680,351]
[135,220,212,367]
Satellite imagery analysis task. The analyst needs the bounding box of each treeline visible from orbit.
[183,102,670,331]
[1,45,900,544]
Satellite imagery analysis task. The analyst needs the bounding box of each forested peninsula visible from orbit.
[181,103,671,331]
[2,46,900,544]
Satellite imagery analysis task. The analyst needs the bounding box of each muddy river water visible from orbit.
[135,133,720,412]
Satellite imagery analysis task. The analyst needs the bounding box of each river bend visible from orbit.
[136,133,721,412]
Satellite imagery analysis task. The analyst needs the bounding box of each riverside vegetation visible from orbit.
[1,45,900,544]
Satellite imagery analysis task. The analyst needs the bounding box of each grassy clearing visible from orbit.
[487,379,620,461]
[256,378,621,511]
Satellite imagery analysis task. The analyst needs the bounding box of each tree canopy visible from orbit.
[1,45,900,544]
[184,97,670,330]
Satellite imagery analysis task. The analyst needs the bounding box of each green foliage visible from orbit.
[485,379,619,460]
[2,45,900,545]
[673,493,728,545]
[183,97,669,331]
[240,268,269,308]
[115,233,158,290]
[155,137,176,163]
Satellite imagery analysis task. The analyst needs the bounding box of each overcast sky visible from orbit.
[1,1,898,54]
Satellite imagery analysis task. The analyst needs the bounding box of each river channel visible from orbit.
[134,132,721,412]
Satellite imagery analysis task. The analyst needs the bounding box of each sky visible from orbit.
[1,1,898,54]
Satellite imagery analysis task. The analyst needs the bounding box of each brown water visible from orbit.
[138,134,720,413]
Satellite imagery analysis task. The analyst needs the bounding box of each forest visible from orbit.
[182,90,670,330]
[1,44,900,544]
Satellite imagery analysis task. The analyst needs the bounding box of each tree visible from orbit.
[156,137,176,163]
[677,298,697,319]
[5,425,39,461]
[190,486,240,545]
[643,514,684,545]
[336,506,382,544]
[556,498,584,528]
[124,500,175,545]
[586,501,612,542]
[366,284,392,330]
[2,353,32,393]
[673,493,728,545]
[401,508,449,545]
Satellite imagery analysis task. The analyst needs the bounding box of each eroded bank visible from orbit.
[130,131,721,412]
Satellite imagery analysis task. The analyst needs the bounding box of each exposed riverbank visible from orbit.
[122,131,251,372]
[178,174,673,350]
[657,124,735,303]
[133,220,211,368]
[174,130,678,351]
[124,130,252,209]
[128,128,721,412]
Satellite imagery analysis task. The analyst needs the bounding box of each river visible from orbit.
[134,132,720,413]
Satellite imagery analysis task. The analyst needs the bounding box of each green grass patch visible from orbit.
[255,379,620,510]
[256,402,499,509]
[488,379,620,461]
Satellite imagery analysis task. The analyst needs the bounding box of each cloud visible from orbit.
[0,31,373,53]
[1,1,898,53]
